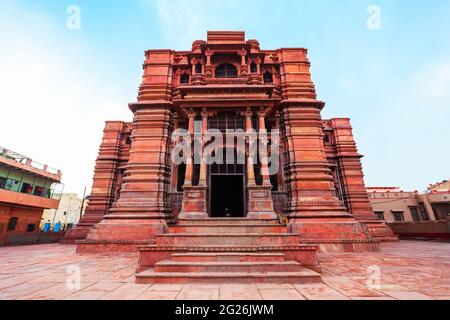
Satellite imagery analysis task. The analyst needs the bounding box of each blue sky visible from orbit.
[1,0,449,196]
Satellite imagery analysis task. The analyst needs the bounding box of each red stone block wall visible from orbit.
[0,204,44,245]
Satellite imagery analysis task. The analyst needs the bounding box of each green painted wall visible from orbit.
[0,164,54,193]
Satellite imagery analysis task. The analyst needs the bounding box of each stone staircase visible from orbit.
[135,218,322,284]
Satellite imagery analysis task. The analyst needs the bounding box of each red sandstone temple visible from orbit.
[65,31,396,283]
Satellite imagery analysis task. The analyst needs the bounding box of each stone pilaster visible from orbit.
[79,105,173,248]
[63,121,128,243]
[281,103,368,242]
[329,118,397,241]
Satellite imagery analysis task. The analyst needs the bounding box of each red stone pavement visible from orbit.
[0,240,448,300]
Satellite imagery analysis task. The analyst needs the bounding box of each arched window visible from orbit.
[215,64,238,78]
[250,62,257,73]
[195,63,202,74]
[263,71,273,83]
[180,73,190,84]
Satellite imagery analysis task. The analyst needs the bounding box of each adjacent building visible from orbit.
[0,146,63,246]
[368,181,450,239]
[41,193,87,233]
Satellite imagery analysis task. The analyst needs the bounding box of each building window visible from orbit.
[263,71,273,83]
[125,136,132,145]
[195,63,202,74]
[7,217,18,231]
[33,186,45,197]
[180,73,190,84]
[418,203,430,221]
[392,211,405,222]
[409,207,421,222]
[26,224,36,232]
[20,182,33,194]
[250,62,257,73]
[5,178,20,192]
[215,64,238,78]
[375,211,385,221]
[431,204,450,221]
[0,176,6,189]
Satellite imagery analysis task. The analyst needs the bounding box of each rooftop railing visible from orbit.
[0,146,61,177]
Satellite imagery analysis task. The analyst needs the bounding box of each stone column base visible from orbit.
[61,225,91,244]
[75,215,168,253]
[289,216,369,241]
[247,185,277,219]
[179,185,208,219]
[360,220,399,242]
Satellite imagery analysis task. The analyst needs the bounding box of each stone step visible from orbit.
[156,233,301,246]
[177,218,280,226]
[169,224,288,234]
[155,260,301,273]
[137,245,320,273]
[170,252,286,262]
[136,269,322,284]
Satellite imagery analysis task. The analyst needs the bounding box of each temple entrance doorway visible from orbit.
[207,113,247,218]
[210,174,245,217]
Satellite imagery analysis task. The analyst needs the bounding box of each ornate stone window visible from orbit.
[195,63,202,74]
[250,62,257,73]
[215,63,238,78]
[263,71,273,83]
[180,73,190,84]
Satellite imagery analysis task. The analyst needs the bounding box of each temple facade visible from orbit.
[65,31,396,259]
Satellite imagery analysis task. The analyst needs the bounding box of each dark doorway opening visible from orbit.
[210,175,245,217]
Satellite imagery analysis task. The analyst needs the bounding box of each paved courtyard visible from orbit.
[0,240,448,300]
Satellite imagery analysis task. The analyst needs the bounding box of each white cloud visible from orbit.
[142,0,241,49]
[0,3,131,196]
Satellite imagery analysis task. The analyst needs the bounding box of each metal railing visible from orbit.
[0,146,61,176]
[0,176,64,201]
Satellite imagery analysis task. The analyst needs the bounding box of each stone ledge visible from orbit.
[138,244,318,252]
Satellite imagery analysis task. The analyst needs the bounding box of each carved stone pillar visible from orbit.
[183,110,195,187]
[246,109,277,219]
[179,109,208,219]
[258,110,272,187]
[198,109,208,187]
[239,49,248,77]
[170,115,180,192]
[205,50,213,78]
